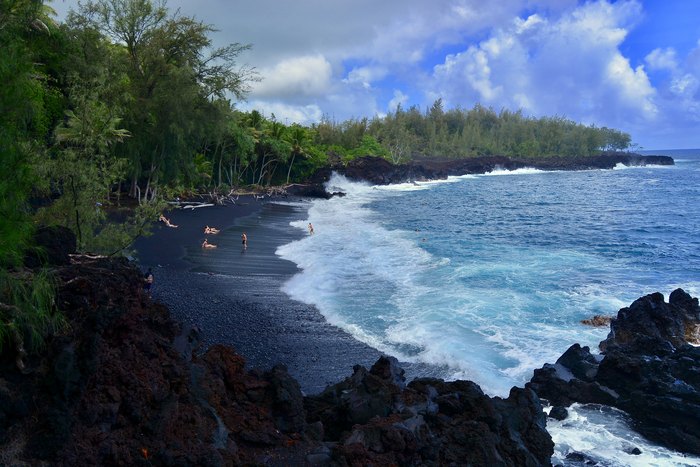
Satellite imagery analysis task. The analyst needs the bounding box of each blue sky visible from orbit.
[51,0,700,149]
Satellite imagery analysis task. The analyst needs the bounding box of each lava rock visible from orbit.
[529,289,700,456]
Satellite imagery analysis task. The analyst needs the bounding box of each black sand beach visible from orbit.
[134,197,386,394]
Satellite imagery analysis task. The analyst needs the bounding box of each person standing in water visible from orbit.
[241,232,247,250]
[143,268,154,296]
[308,223,314,235]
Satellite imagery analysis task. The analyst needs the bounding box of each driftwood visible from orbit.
[183,203,214,210]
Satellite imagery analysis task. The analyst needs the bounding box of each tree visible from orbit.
[39,84,130,250]
[284,124,310,184]
[72,0,258,200]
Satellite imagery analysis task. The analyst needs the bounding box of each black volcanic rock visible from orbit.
[308,152,674,188]
[529,289,700,456]
[307,356,553,466]
[600,289,700,351]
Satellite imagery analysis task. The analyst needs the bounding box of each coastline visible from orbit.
[134,197,386,394]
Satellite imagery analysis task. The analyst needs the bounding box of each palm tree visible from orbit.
[284,124,309,184]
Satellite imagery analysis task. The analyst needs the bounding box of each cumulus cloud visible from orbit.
[344,66,389,90]
[642,40,700,144]
[251,55,333,99]
[430,1,657,126]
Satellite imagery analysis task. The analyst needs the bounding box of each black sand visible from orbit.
[134,197,386,394]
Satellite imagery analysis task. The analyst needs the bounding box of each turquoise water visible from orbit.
[277,150,700,465]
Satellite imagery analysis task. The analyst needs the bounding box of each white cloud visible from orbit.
[669,74,698,97]
[388,90,409,112]
[237,100,324,126]
[429,1,657,124]
[50,0,700,147]
[344,66,388,90]
[645,47,679,71]
[251,55,333,99]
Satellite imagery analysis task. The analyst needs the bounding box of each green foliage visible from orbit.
[38,83,130,251]
[348,135,389,161]
[0,269,68,354]
[317,101,633,162]
[90,201,164,256]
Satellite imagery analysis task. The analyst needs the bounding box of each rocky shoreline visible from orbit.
[1,236,553,465]
[2,220,699,465]
[529,289,700,458]
[301,152,674,189]
[3,153,698,465]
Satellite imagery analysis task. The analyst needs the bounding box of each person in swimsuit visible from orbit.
[241,232,247,249]
[202,239,217,249]
[308,223,314,235]
[159,215,178,228]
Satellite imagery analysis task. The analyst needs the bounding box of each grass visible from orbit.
[0,268,68,355]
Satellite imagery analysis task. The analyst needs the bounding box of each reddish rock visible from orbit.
[0,254,553,466]
[581,315,612,327]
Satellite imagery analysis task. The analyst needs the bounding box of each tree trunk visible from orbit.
[286,153,296,184]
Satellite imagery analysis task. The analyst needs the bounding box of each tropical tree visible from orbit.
[39,85,130,249]
[284,124,310,184]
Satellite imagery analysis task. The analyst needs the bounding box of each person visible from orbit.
[143,268,154,295]
[308,223,314,235]
[159,215,178,228]
[202,239,217,249]
[241,232,247,249]
[204,225,220,234]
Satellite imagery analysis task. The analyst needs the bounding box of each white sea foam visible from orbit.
[277,168,699,396]
[613,163,676,170]
[480,167,548,176]
[548,404,700,466]
[277,172,628,396]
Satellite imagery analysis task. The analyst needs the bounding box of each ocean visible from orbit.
[276,149,700,466]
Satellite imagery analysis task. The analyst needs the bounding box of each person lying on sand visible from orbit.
[159,215,178,228]
[204,226,220,234]
[202,239,217,249]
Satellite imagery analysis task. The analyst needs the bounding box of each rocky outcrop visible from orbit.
[306,356,553,466]
[0,256,321,465]
[529,289,700,456]
[308,153,674,188]
[1,251,553,465]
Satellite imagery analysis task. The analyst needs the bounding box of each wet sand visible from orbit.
[134,197,385,394]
